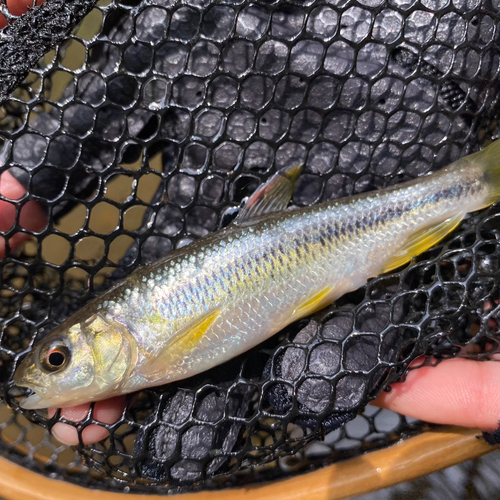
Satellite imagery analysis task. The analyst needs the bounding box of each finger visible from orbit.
[0,171,47,258]
[49,403,91,445]
[49,396,126,446]
[0,0,44,28]
[374,358,500,432]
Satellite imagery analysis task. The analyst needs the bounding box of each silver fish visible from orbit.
[14,139,500,409]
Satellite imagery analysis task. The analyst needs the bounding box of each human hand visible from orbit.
[374,357,500,433]
[48,397,127,445]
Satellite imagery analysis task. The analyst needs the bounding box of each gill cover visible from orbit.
[82,314,134,393]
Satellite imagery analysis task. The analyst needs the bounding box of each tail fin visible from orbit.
[476,138,500,208]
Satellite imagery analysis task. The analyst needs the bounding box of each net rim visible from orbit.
[0,426,496,499]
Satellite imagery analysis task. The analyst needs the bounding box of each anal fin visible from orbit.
[379,213,465,274]
[144,309,220,379]
[292,286,334,320]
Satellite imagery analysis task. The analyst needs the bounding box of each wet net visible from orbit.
[0,0,499,493]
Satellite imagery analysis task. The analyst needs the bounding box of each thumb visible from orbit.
[374,358,500,432]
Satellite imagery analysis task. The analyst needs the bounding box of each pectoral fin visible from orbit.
[143,309,220,379]
[233,164,303,224]
[379,213,465,274]
[292,286,334,320]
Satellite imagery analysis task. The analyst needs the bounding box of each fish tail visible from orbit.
[476,138,500,208]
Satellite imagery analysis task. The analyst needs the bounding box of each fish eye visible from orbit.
[40,342,71,373]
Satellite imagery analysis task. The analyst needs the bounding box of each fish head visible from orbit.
[14,313,134,410]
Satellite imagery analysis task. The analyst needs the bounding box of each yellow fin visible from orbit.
[144,309,220,378]
[292,286,334,319]
[172,309,220,352]
[379,213,465,274]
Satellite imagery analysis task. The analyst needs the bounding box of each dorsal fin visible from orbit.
[233,164,303,224]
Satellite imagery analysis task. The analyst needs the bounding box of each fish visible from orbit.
[13,139,500,410]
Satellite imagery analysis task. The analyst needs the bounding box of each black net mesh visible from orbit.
[0,0,499,493]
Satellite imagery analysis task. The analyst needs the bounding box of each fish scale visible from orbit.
[13,140,500,409]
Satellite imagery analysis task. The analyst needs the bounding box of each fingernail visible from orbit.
[51,422,78,446]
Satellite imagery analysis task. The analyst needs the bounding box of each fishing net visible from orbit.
[0,0,499,493]
[353,452,500,500]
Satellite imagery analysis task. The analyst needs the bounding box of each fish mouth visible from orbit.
[19,392,46,410]
[15,384,51,410]
[13,376,50,410]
